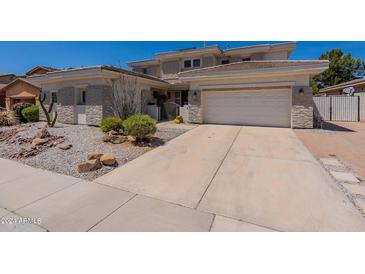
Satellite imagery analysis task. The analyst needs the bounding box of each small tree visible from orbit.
[107,75,141,119]
[311,49,365,95]
[39,92,57,127]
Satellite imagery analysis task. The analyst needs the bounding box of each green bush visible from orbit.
[21,105,39,122]
[100,116,124,133]
[0,111,18,126]
[123,114,157,141]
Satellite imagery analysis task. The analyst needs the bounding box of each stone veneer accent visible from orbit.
[55,87,75,124]
[291,86,313,129]
[187,90,203,123]
[85,85,106,125]
[86,105,103,126]
[39,88,75,124]
[57,105,75,124]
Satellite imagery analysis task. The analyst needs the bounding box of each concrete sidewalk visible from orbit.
[0,157,263,232]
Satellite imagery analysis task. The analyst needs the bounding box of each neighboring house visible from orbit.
[26,66,59,77]
[0,66,54,110]
[319,78,365,95]
[27,66,169,125]
[0,74,18,108]
[129,42,328,128]
[0,73,18,84]
[0,78,41,109]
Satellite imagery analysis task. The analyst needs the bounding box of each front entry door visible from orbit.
[76,105,86,124]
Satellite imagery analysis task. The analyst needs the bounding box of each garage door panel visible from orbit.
[203,89,291,127]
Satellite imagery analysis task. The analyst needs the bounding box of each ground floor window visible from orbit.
[81,90,86,104]
[51,91,58,103]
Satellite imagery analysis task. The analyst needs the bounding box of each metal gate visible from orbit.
[161,102,180,120]
[313,96,360,122]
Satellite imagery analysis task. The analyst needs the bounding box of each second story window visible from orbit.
[184,60,192,68]
[183,58,201,68]
[142,68,148,74]
[193,59,201,67]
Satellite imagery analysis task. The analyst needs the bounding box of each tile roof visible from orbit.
[27,65,169,84]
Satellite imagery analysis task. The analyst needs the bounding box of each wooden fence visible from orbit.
[313,95,360,122]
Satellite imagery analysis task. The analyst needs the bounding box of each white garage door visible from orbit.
[203,88,291,127]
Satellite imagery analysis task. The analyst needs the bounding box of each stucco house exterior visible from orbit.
[27,66,169,125]
[129,42,329,128]
[6,42,328,129]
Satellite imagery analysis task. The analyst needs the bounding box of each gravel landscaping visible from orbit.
[0,122,190,180]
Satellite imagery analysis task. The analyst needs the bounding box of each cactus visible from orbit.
[38,93,58,127]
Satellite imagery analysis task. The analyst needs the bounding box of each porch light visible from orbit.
[193,91,197,100]
[299,88,304,96]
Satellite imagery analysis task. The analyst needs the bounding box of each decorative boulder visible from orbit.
[111,135,127,144]
[102,134,127,144]
[58,143,72,150]
[32,138,48,147]
[36,126,51,139]
[87,152,104,160]
[77,159,102,173]
[102,134,111,142]
[100,153,116,166]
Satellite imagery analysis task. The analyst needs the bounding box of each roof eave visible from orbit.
[28,65,169,87]
[127,59,159,67]
[178,64,329,82]
[223,42,296,56]
[156,46,222,60]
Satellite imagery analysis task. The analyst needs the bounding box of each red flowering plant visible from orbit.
[10,102,33,122]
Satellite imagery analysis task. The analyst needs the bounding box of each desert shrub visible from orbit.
[100,116,124,133]
[21,105,39,122]
[0,111,18,126]
[174,115,183,124]
[11,102,32,122]
[123,114,157,141]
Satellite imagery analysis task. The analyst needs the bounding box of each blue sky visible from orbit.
[0,41,364,75]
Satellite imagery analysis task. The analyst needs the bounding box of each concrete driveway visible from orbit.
[96,125,365,231]
[296,121,365,180]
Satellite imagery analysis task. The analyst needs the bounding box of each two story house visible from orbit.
[129,43,296,107]
[129,42,328,128]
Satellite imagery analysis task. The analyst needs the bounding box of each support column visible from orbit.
[291,86,313,128]
[187,89,203,124]
[5,97,11,110]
